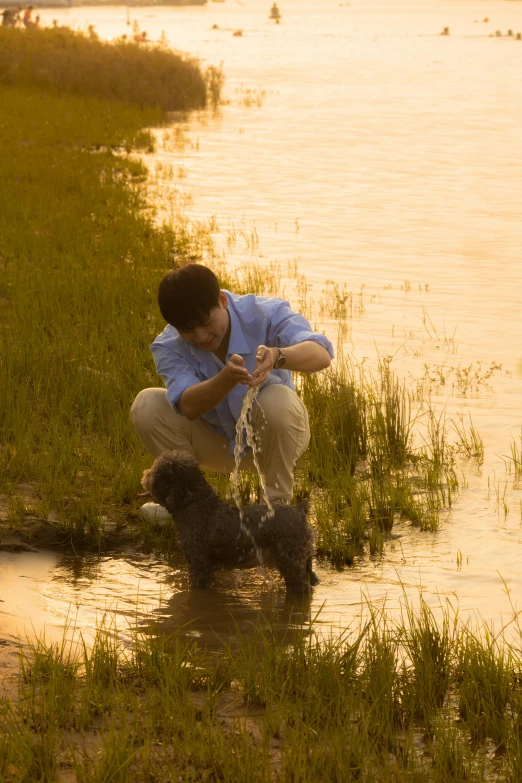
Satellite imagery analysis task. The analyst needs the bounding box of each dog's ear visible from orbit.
[142,468,153,493]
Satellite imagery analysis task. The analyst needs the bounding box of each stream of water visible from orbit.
[2,0,522,663]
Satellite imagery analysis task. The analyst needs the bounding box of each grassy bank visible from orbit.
[2,598,522,781]
[0,27,209,111]
[0,25,218,548]
[0,83,178,544]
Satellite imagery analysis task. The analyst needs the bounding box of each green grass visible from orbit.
[0,27,211,111]
[2,598,522,780]
[0,83,177,545]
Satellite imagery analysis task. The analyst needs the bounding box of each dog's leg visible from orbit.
[306,556,320,586]
[187,552,214,589]
[178,533,215,589]
[273,547,312,596]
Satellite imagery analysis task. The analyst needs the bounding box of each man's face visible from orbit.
[177,291,230,353]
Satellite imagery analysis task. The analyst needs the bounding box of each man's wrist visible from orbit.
[273,347,287,369]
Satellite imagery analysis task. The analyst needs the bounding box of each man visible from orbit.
[131,264,333,517]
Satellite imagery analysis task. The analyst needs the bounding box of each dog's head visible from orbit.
[141,450,212,513]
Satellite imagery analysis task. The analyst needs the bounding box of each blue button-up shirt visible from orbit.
[150,290,334,453]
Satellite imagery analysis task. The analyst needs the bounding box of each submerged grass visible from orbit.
[2,598,522,781]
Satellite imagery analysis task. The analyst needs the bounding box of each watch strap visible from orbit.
[274,347,286,369]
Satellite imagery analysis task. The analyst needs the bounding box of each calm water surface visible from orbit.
[2,0,522,662]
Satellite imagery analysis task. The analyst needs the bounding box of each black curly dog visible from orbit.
[142,451,319,595]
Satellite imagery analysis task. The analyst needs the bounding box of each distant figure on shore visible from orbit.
[2,5,21,26]
[269,3,281,21]
[22,4,33,27]
[232,29,242,37]
[133,30,147,43]
[440,26,449,36]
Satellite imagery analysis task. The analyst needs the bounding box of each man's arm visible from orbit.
[250,341,331,388]
[178,354,251,420]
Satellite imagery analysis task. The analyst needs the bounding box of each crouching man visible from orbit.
[131,264,333,514]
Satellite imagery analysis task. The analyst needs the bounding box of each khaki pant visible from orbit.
[130,384,310,503]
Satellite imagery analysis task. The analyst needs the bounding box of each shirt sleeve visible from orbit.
[150,342,200,412]
[266,300,335,359]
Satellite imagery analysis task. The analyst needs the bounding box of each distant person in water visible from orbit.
[131,264,333,507]
[22,4,33,27]
[269,2,281,20]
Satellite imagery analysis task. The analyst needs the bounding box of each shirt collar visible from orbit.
[226,300,251,357]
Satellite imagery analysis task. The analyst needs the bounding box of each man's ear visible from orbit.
[218,290,229,309]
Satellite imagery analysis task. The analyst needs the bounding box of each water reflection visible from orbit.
[52,552,106,585]
[0,549,314,664]
[145,579,313,650]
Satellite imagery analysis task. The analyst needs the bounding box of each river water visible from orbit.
[2,0,522,662]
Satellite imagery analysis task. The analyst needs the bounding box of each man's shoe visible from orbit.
[138,502,172,528]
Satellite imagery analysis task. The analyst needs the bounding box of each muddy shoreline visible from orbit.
[0,490,153,555]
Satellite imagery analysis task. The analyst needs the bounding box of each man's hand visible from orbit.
[250,345,275,388]
[224,353,252,385]
[178,354,251,420]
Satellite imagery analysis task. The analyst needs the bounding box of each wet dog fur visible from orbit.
[142,450,319,595]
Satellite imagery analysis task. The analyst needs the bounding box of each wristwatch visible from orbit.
[273,347,287,369]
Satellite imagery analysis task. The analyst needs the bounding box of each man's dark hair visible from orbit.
[158,264,221,330]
